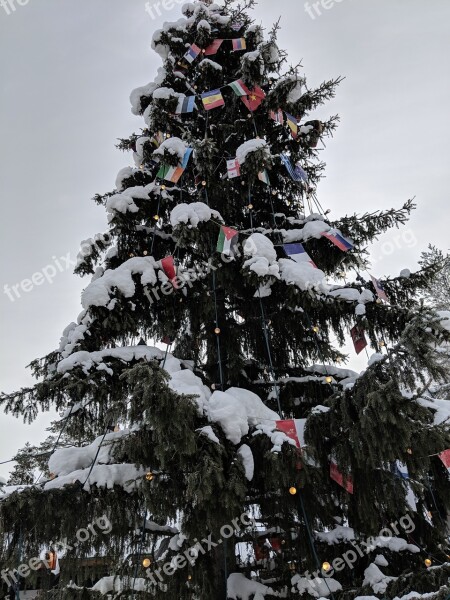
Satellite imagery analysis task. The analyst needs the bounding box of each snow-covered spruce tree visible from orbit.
[1,1,450,599]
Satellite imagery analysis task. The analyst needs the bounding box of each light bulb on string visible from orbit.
[214,327,221,335]
[289,486,297,496]
[325,376,333,384]
[153,215,160,221]
[142,558,151,568]
[322,562,331,572]
[145,472,154,481]
[247,204,253,210]
[312,326,319,333]
[424,558,432,567]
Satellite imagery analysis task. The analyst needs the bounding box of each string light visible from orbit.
[247,204,253,210]
[129,253,135,258]
[322,562,331,572]
[424,558,432,567]
[153,215,160,221]
[325,376,333,384]
[376,298,382,304]
[143,250,148,256]
[272,190,277,196]
[407,448,413,455]
[145,472,154,481]
[312,326,319,333]
[187,575,192,581]
[202,180,207,186]
[161,185,166,190]
[142,558,151,568]
[289,486,297,495]
[379,340,385,347]
[214,327,221,334]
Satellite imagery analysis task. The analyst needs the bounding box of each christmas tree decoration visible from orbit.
[227,158,241,179]
[330,461,354,494]
[216,225,238,256]
[232,38,247,51]
[321,228,354,251]
[350,324,368,355]
[371,275,389,302]
[269,109,284,124]
[286,113,299,139]
[257,169,270,185]
[425,558,432,567]
[241,86,266,111]
[183,43,202,64]
[229,79,252,97]
[176,96,196,114]
[201,89,225,110]
[283,243,317,268]
[1,4,449,600]
[438,448,450,472]
[204,39,223,55]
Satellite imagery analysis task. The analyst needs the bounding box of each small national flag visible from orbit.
[157,148,193,183]
[321,229,354,252]
[229,79,252,97]
[392,460,409,480]
[280,154,306,182]
[276,419,306,449]
[217,226,239,256]
[232,38,247,51]
[293,163,308,182]
[150,131,165,148]
[174,60,190,76]
[176,96,196,114]
[286,113,298,139]
[439,449,450,473]
[161,256,178,288]
[330,461,354,494]
[201,89,225,110]
[204,39,224,55]
[231,22,244,31]
[371,275,388,303]
[227,159,241,179]
[350,324,368,355]
[184,43,202,64]
[258,169,270,185]
[283,243,317,268]
[241,86,266,112]
[270,109,284,124]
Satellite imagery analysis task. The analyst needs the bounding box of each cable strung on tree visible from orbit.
[131,511,148,600]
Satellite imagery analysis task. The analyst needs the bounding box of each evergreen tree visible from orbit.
[1,2,450,599]
[419,246,450,311]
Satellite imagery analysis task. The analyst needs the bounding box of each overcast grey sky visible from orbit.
[1,0,449,479]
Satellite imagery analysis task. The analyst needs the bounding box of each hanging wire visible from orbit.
[131,511,148,600]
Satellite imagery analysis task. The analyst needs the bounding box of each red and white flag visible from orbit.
[161,256,178,288]
[227,158,241,179]
[371,275,388,302]
[350,325,368,355]
[276,419,306,449]
[330,461,354,494]
[439,449,450,472]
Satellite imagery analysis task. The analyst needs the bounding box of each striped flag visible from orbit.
[161,256,178,288]
[258,169,270,185]
[184,43,202,64]
[150,131,165,148]
[286,113,298,139]
[232,38,246,51]
[227,159,241,179]
[217,226,239,256]
[231,22,244,31]
[280,154,307,182]
[229,79,252,97]
[283,243,317,268]
[371,275,388,302]
[276,419,306,449]
[201,89,225,110]
[439,449,450,473]
[204,39,224,55]
[321,229,353,252]
[176,96,196,114]
[270,109,284,124]
[157,148,193,183]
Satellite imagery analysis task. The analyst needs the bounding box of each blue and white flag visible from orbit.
[284,243,317,268]
[280,154,308,182]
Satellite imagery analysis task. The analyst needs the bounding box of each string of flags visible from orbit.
[280,154,308,183]
[350,324,368,355]
[161,256,178,288]
[217,225,239,256]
